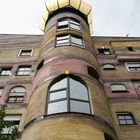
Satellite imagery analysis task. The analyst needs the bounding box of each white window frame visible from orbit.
[125,62,140,72]
[18,49,33,57]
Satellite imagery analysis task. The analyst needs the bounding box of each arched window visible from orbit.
[103,64,115,70]
[7,87,26,103]
[47,75,90,115]
[111,84,127,92]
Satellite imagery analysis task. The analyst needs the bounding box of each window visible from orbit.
[47,75,90,115]
[117,112,135,125]
[87,66,100,80]
[18,49,33,56]
[56,34,84,48]
[127,47,134,51]
[103,64,115,70]
[16,65,31,76]
[0,68,12,76]
[0,87,4,96]
[37,59,44,71]
[104,133,114,140]
[98,48,111,55]
[111,84,127,92]
[3,115,21,134]
[58,18,80,31]
[7,87,26,103]
[126,62,140,72]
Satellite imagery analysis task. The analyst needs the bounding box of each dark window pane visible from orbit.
[70,100,90,114]
[70,78,88,101]
[20,49,32,56]
[49,90,67,101]
[47,100,67,115]
[50,78,67,91]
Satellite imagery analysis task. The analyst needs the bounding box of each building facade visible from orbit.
[0,0,140,140]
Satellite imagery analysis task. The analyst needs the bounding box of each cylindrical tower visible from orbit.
[21,0,118,140]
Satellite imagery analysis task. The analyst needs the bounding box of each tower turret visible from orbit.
[21,0,118,140]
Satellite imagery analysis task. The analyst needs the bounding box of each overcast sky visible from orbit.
[0,0,140,37]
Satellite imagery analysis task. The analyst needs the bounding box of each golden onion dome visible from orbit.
[40,0,93,34]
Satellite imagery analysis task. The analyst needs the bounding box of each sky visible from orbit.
[0,0,140,37]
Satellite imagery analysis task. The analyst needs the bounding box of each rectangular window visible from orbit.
[56,35,70,45]
[0,87,4,96]
[126,62,140,72]
[16,65,31,76]
[98,48,111,55]
[3,115,21,134]
[71,36,83,47]
[69,19,80,30]
[0,68,12,76]
[117,112,135,125]
[58,20,69,29]
[57,18,80,31]
[56,35,83,48]
[18,49,33,56]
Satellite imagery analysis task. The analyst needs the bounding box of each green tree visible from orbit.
[0,106,19,140]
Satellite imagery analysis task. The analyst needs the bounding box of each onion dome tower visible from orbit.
[21,0,118,140]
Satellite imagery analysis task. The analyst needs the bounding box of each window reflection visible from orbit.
[47,75,90,115]
[48,100,67,115]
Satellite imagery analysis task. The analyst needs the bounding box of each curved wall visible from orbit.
[21,7,117,140]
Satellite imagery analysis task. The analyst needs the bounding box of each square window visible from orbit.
[17,66,31,76]
[19,49,33,56]
[0,68,12,76]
